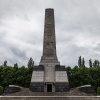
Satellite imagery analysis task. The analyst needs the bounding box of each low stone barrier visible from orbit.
[0,96,100,100]
[4,85,22,95]
[78,85,96,95]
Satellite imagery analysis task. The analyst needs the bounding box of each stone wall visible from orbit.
[0,96,100,100]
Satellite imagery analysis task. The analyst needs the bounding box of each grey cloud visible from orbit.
[93,43,100,53]
[57,43,99,67]
[0,0,100,67]
[10,47,27,59]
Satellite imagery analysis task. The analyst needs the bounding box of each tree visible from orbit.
[89,59,92,68]
[14,63,18,67]
[97,87,100,95]
[0,86,3,95]
[93,60,100,68]
[82,57,85,67]
[96,60,100,67]
[93,60,96,67]
[27,57,34,68]
[78,56,82,67]
[4,60,7,66]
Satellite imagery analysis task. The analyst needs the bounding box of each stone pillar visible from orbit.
[40,8,59,64]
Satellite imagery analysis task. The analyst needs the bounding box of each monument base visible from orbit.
[29,82,44,92]
[30,64,70,92]
[30,82,70,92]
[55,82,70,92]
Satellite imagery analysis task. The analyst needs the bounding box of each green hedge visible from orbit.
[0,86,3,95]
[97,87,100,95]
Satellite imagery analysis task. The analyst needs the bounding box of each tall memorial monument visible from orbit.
[30,8,70,92]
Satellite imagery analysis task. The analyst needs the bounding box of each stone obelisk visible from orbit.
[40,8,59,64]
[30,8,70,92]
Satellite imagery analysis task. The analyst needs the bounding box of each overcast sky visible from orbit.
[0,0,100,67]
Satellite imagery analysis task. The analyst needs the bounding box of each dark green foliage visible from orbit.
[27,57,34,75]
[28,58,34,69]
[82,57,85,67]
[0,58,34,89]
[97,87,100,95]
[4,60,7,66]
[14,63,18,67]
[78,56,85,67]
[0,86,3,95]
[93,60,100,68]
[0,65,33,89]
[89,59,92,68]
[89,59,100,68]
[66,66,100,89]
[78,56,82,67]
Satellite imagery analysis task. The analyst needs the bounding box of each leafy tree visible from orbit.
[89,59,92,68]
[93,60,100,68]
[97,87,100,95]
[78,56,82,67]
[66,65,100,89]
[14,63,18,67]
[27,57,34,68]
[96,60,100,67]
[0,86,3,95]
[4,60,7,66]
[82,57,85,67]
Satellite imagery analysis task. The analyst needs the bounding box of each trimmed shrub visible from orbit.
[0,86,3,95]
[97,87,100,95]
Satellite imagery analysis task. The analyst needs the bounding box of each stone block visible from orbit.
[55,71,68,82]
[29,82,44,92]
[55,65,66,71]
[33,65,44,71]
[31,71,44,82]
[55,82,70,92]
